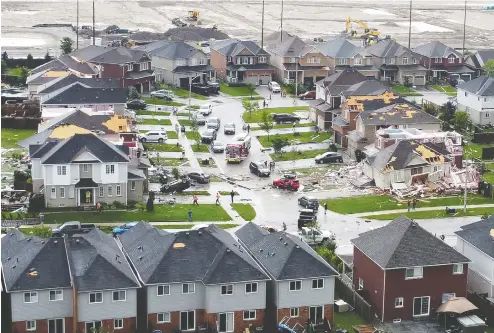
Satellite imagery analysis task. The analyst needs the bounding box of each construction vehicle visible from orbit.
[345,17,380,39]
[187,10,199,21]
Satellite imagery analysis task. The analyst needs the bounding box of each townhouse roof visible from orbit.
[42,83,126,105]
[264,31,295,45]
[316,38,362,58]
[71,45,148,64]
[342,80,390,96]
[348,96,406,112]
[266,36,313,57]
[39,109,126,133]
[173,65,215,73]
[412,41,462,59]
[119,223,269,285]
[318,68,368,95]
[38,75,120,94]
[35,133,129,164]
[457,76,494,96]
[65,229,140,291]
[351,216,470,269]
[30,54,100,76]
[469,49,494,68]
[211,39,268,56]
[137,40,202,59]
[236,222,338,280]
[1,230,71,292]
[455,216,494,259]
[27,71,66,85]
[365,39,413,58]
[358,103,441,125]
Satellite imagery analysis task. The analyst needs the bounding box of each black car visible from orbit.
[161,177,191,193]
[201,129,217,143]
[298,196,319,210]
[187,172,210,184]
[298,208,317,229]
[272,113,301,124]
[207,81,220,94]
[127,99,147,110]
[315,152,343,164]
[249,161,271,177]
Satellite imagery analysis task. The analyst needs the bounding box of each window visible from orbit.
[199,58,207,65]
[402,57,408,65]
[112,290,126,301]
[259,56,267,63]
[434,58,442,63]
[57,165,67,175]
[395,297,404,308]
[308,57,320,64]
[48,319,64,333]
[406,267,423,279]
[433,166,441,172]
[85,321,102,333]
[130,180,136,191]
[366,58,372,65]
[245,282,258,293]
[484,97,489,102]
[290,308,299,318]
[69,186,75,199]
[312,278,324,289]
[413,296,430,317]
[140,62,149,70]
[114,319,123,329]
[354,58,362,65]
[191,58,198,66]
[49,290,63,301]
[411,167,424,176]
[221,284,233,295]
[26,320,36,331]
[180,311,195,331]
[219,312,233,332]
[182,283,195,294]
[157,312,171,323]
[60,187,65,199]
[289,57,296,63]
[389,58,395,64]
[83,164,89,172]
[289,280,302,291]
[448,56,455,64]
[227,56,232,63]
[413,58,417,64]
[51,187,56,199]
[486,112,490,118]
[106,164,115,174]
[309,306,324,324]
[243,310,256,320]
[157,285,170,296]
[337,58,348,65]
[116,185,122,196]
[127,64,134,71]
[465,91,468,97]
[358,278,364,290]
[99,186,104,197]
[242,57,249,65]
[442,293,456,303]
[89,292,103,303]
[108,185,113,197]
[453,264,464,274]
[24,292,38,303]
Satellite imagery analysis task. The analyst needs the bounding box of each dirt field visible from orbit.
[2,0,494,58]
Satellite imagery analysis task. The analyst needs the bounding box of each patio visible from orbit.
[376,321,444,333]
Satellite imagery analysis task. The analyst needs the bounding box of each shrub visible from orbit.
[329,143,338,152]
[146,192,155,212]
[113,201,125,209]
[136,202,145,211]
[172,167,180,180]
[30,227,52,238]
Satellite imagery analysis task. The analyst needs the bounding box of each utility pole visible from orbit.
[261,0,265,49]
[295,56,298,96]
[464,154,468,213]
[92,0,95,45]
[408,0,412,49]
[280,0,284,42]
[76,0,79,49]
[462,0,467,56]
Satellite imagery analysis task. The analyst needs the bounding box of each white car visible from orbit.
[192,112,206,125]
[268,81,281,93]
[206,117,221,130]
[138,131,168,143]
[295,227,334,246]
[198,104,213,116]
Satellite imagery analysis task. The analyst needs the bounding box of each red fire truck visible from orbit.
[225,135,252,163]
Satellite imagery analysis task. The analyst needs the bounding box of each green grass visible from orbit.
[167,87,208,100]
[42,204,232,224]
[242,96,264,102]
[465,143,493,160]
[197,157,216,168]
[186,132,201,140]
[251,122,315,130]
[166,131,178,139]
[1,128,36,149]
[143,98,185,106]
[362,207,494,220]
[220,83,258,97]
[430,85,457,97]
[282,166,338,176]
[136,110,171,116]
[6,67,24,77]
[333,312,366,332]
[243,106,309,123]
[270,149,327,162]
[138,118,172,126]
[219,191,239,196]
[483,163,494,183]
[175,190,211,196]
[392,84,422,96]
[258,132,332,148]
[191,144,210,152]
[151,158,187,166]
[210,175,223,182]
[322,194,493,214]
[144,143,183,152]
[231,203,256,221]
[179,119,195,127]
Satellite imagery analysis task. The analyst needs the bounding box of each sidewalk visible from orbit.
[351,204,494,217]
[169,114,202,170]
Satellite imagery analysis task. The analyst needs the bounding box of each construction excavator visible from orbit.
[345,17,380,40]
[187,10,199,21]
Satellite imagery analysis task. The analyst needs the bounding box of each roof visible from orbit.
[235,223,338,280]
[75,178,99,188]
[125,70,154,80]
[30,54,99,76]
[1,230,72,292]
[42,83,126,105]
[413,41,462,59]
[343,80,390,96]
[173,65,215,73]
[358,103,441,126]
[128,168,145,180]
[351,216,470,269]
[316,38,362,58]
[264,31,295,45]
[39,75,120,94]
[211,39,268,56]
[397,64,428,72]
[227,64,273,71]
[65,229,140,291]
[318,68,368,95]
[455,216,494,259]
[266,36,313,57]
[72,45,148,64]
[458,76,494,96]
[36,133,129,164]
[119,223,269,285]
[40,109,127,133]
[137,40,203,59]
[365,39,412,58]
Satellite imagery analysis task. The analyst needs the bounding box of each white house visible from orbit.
[456,76,494,126]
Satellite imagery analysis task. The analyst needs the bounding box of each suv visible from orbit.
[139,131,168,143]
[298,196,319,210]
[224,123,236,135]
[273,177,300,191]
[198,104,213,116]
[249,161,271,177]
[298,209,317,229]
[268,81,281,93]
[206,117,221,130]
[150,90,173,100]
[272,113,301,124]
[315,152,343,164]
[201,128,217,143]
[127,99,147,110]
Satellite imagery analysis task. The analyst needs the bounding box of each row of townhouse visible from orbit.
[1,222,338,333]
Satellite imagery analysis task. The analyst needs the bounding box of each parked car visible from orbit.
[296,227,334,245]
[198,104,213,116]
[297,209,317,229]
[206,117,221,130]
[192,112,206,125]
[249,161,271,177]
[314,152,343,164]
[161,177,191,192]
[298,91,316,100]
[201,128,217,143]
[112,222,138,237]
[207,81,220,94]
[224,122,236,135]
[52,221,96,237]
[298,196,319,210]
[126,99,147,110]
[139,131,168,143]
[210,140,225,153]
[268,81,281,93]
[187,171,210,184]
[273,177,300,191]
[150,91,172,100]
[272,113,301,124]
[190,83,210,96]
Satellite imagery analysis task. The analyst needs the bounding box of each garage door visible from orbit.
[317,115,325,129]
[413,75,425,86]
[179,77,189,89]
[245,75,258,84]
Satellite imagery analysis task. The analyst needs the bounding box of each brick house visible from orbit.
[210,39,274,84]
[236,223,338,331]
[351,216,470,322]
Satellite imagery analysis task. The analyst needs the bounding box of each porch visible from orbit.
[226,64,273,85]
[75,178,98,207]
[123,70,155,93]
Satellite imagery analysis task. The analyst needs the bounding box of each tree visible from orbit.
[483,59,494,77]
[259,109,274,140]
[127,86,140,100]
[26,54,34,68]
[306,220,320,245]
[60,37,74,55]
[28,227,52,238]
[242,99,259,119]
[19,67,30,84]
[439,101,456,130]
[272,137,289,155]
[146,191,155,212]
[246,83,256,99]
[403,76,412,94]
[423,104,438,117]
[2,51,8,61]
[1,60,7,74]
[453,111,470,131]
[189,119,201,149]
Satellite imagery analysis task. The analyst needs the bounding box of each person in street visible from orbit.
[181,151,185,160]
[263,99,266,108]
[193,195,199,205]
[264,161,268,167]
[269,94,272,100]
[282,222,287,231]
[412,198,417,211]
[407,200,411,212]
[215,192,221,205]
[324,202,328,215]
[247,124,250,133]
[230,190,235,203]
[188,209,193,222]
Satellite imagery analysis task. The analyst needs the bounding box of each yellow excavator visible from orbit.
[187,10,199,21]
[345,17,380,39]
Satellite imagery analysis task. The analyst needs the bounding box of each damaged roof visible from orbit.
[137,40,204,59]
[358,103,441,125]
[38,75,120,94]
[71,45,149,64]
[42,83,126,105]
[266,35,314,57]
[342,80,391,96]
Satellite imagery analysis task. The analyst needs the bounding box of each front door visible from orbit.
[80,189,93,205]
[238,71,244,82]
[413,296,430,317]
[309,306,324,324]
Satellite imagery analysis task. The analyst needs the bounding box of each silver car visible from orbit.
[210,140,225,153]
[224,123,236,135]
[206,117,221,130]
[192,112,206,125]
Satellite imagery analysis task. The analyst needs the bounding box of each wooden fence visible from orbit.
[335,277,373,322]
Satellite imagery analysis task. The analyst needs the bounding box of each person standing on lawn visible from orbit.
[230,190,235,203]
[188,209,193,222]
[193,195,199,205]
[215,192,221,205]
[412,198,417,211]
[407,200,411,212]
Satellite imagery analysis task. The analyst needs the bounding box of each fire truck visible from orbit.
[225,135,252,163]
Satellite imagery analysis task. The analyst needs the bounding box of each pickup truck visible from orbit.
[295,227,334,246]
[52,221,96,237]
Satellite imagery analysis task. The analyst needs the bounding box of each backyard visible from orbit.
[243,106,309,123]
[465,143,493,160]
[333,312,366,332]
[258,132,332,148]
[391,84,422,96]
[220,83,258,97]
[1,128,36,149]
[231,203,256,221]
[483,163,494,183]
[270,148,327,162]
[430,84,457,97]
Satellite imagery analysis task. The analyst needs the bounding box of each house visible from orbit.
[456,76,494,125]
[365,39,427,85]
[362,140,452,189]
[210,39,274,84]
[137,40,215,87]
[236,223,338,330]
[465,49,494,77]
[346,102,442,157]
[28,133,146,208]
[413,41,474,82]
[71,45,155,92]
[455,217,494,300]
[266,35,329,86]
[36,75,120,101]
[351,216,470,322]
[316,38,379,79]
[119,223,270,333]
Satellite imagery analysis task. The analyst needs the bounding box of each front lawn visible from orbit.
[151,157,188,167]
[143,98,185,106]
[220,83,258,97]
[430,85,457,97]
[166,131,178,139]
[392,84,422,96]
[144,143,183,152]
[42,204,232,224]
[334,312,366,332]
[186,132,201,140]
[258,132,332,147]
[1,128,36,149]
[482,163,494,183]
[191,144,210,152]
[231,203,256,221]
[169,87,208,100]
[179,119,195,127]
[242,96,264,102]
[270,148,327,162]
[138,118,172,126]
[362,207,494,220]
[243,106,309,123]
[250,122,315,130]
[465,143,493,160]
[136,110,171,116]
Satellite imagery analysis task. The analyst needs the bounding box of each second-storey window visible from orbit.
[307,57,320,64]
[57,166,67,175]
[406,267,423,279]
[116,185,122,196]
[289,280,302,291]
[402,57,408,65]
[448,56,456,64]
[221,284,233,295]
[49,290,63,301]
[99,186,104,197]
[312,278,324,289]
[140,62,149,71]
[243,310,256,320]
[157,285,170,296]
[227,56,232,63]
[337,58,348,65]
[434,57,442,63]
[354,58,362,65]
[182,283,195,294]
[83,164,89,172]
[108,185,113,197]
[89,292,103,303]
[289,57,296,63]
[389,58,396,64]
[199,58,207,65]
[259,56,267,63]
[453,264,464,275]
[24,292,38,303]
[127,64,134,71]
[112,290,126,301]
[395,297,404,308]
[106,165,115,174]
[245,282,258,293]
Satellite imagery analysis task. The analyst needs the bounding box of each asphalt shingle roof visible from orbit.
[235,223,338,280]
[352,216,470,269]
[476,49,494,65]
[358,103,441,126]
[42,83,126,105]
[72,45,148,64]
[342,80,390,96]
[316,38,362,58]
[366,39,411,58]
[266,36,313,57]
[38,109,118,133]
[212,39,268,56]
[458,76,494,96]
[319,68,368,95]
[455,216,494,259]
[30,54,99,76]
[412,41,462,59]
[137,40,203,59]
[39,75,120,94]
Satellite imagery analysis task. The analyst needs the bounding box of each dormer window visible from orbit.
[289,57,296,63]
[307,57,320,64]
[434,58,442,63]
[337,58,348,65]
[354,58,362,65]
[199,58,207,65]
[448,55,456,64]
[140,62,149,71]
[389,58,395,65]
[402,57,408,65]
[258,56,267,63]
[126,64,133,71]
[413,58,417,64]
[227,56,232,63]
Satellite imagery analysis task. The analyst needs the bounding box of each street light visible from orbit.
[187,72,205,120]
